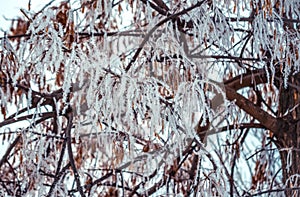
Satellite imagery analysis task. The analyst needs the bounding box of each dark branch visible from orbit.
[125,1,207,72]
[225,86,288,138]
[65,111,85,196]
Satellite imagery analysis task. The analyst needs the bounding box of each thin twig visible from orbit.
[125,0,207,72]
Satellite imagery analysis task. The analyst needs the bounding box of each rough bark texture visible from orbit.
[222,68,300,194]
[277,73,300,196]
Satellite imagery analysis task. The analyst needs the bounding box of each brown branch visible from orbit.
[250,187,300,196]
[0,34,31,40]
[143,178,166,196]
[2,12,300,41]
[218,68,290,138]
[200,69,268,142]
[0,135,21,169]
[125,0,207,72]
[207,123,265,138]
[55,139,67,177]
[140,0,168,16]
[227,16,300,24]
[224,68,267,90]
[0,112,55,128]
[84,180,135,193]
[128,170,157,197]
[0,112,54,169]
[246,148,277,161]
[143,141,196,196]
[225,86,288,138]
[190,54,264,62]
[152,0,169,12]
[214,150,240,196]
[78,30,145,38]
[33,0,56,20]
[1,30,144,41]
[65,111,85,197]
[84,171,114,191]
[46,162,71,197]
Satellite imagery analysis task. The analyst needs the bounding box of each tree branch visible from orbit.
[0,135,21,169]
[46,162,71,197]
[0,112,55,128]
[190,54,264,62]
[225,86,288,138]
[0,112,54,169]
[65,111,85,197]
[125,0,207,72]
[206,122,266,136]
[140,0,168,16]
[250,187,300,196]
[224,68,267,90]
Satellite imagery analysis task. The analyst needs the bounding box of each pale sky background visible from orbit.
[0,0,133,37]
[0,1,27,33]
[0,0,44,37]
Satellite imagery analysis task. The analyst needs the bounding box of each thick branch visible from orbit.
[224,68,267,90]
[225,86,288,138]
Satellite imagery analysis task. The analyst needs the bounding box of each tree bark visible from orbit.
[276,73,300,196]
[223,69,300,195]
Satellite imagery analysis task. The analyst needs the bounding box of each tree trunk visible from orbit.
[276,73,300,196]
